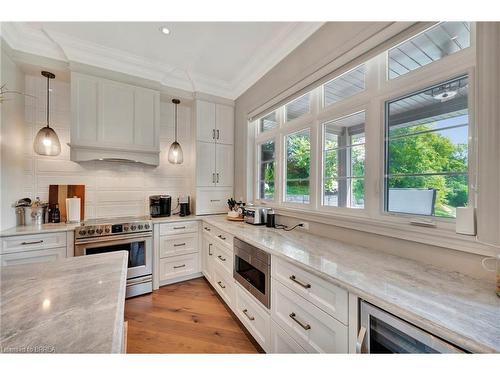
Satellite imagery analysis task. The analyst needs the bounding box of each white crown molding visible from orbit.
[1,22,324,100]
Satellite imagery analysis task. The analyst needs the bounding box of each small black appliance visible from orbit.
[179,196,191,217]
[149,195,171,217]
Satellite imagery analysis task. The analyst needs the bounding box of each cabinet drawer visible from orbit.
[270,320,306,353]
[213,267,235,308]
[235,285,271,352]
[213,228,233,248]
[213,243,233,276]
[196,188,232,215]
[273,257,348,325]
[0,247,67,266]
[159,221,198,236]
[159,253,199,281]
[271,279,348,353]
[201,223,214,236]
[160,233,198,258]
[1,232,67,255]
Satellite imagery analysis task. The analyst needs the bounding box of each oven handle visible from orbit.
[75,232,152,245]
[356,326,367,354]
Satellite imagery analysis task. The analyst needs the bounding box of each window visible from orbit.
[285,129,310,204]
[258,140,276,200]
[259,111,278,133]
[323,65,366,107]
[285,93,311,122]
[388,22,471,79]
[323,112,365,208]
[385,76,469,218]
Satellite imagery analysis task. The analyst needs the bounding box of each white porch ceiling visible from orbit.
[1,22,323,99]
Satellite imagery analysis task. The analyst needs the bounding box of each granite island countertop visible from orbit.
[0,251,127,353]
[203,215,500,353]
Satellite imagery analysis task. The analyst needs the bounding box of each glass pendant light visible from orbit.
[34,71,61,156]
[168,98,183,164]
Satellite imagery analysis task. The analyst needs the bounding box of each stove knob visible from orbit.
[138,224,143,230]
[96,228,103,234]
[124,226,129,231]
[89,229,95,235]
[145,224,150,230]
[130,225,137,231]
[79,230,86,236]
[105,228,110,233]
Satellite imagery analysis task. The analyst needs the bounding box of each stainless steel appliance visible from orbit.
[244,207,271,225]
[74,216,153,298]
[233,238,271,308]
[357,301,465,353]
[149,195,171,217]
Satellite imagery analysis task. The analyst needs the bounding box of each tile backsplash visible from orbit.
[22,75,194,219]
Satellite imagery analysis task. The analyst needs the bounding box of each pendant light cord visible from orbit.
[46,75,50,127]
[174,101,178,142]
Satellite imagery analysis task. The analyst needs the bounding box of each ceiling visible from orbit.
[1,22,323,99]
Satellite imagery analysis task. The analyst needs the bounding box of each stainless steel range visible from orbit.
[74,216,153,298]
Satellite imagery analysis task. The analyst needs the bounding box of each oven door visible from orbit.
[358,301,465,353]
[75,233,152,279]
[233,247,270,308]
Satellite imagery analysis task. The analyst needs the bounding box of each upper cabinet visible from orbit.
[196,100,234,145]
[70,72,160,165]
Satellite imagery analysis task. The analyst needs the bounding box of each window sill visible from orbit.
[261,204,496,257]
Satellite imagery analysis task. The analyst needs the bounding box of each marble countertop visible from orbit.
[0,251,127,353]
[203,216,500,353]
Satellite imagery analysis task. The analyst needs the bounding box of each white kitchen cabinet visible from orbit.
[213,242,233,276]
[159,221,199,236]
[271,279,348,353]
[196,142,217,186]
[0,247,67,266]
[196,100,216,143]
[215,143,234,187]
[215,104,234,145]
[201,233,215,282]
[194,99,234,215]
[70,72,160,165]
[270,320,306,353]
[1,232,67,254]
[159,253,199,282]
[159,233,198,258]
[235,285,271,352]
[213,267,235,308]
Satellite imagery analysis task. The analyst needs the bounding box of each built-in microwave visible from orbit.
[233,238,271,309]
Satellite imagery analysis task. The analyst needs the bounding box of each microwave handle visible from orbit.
[356,326,367,353]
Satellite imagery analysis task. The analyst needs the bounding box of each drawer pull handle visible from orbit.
[216,173,219,183]
[208,243,213,256]
[218,235,226,240]
[217,281,226,289]
[21,240,44,245]
[290,275,311,289]
[173,264,186,269]
[173,226,186,230]
[217,255,226,262]
[242,309,255,321]
[204,227,211,231]
[173,243,186,247]
[289,312,311,330]
[216,129,220,140]
[210,199,221,202]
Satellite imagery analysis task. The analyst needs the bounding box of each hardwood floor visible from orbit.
[124,277,263,353]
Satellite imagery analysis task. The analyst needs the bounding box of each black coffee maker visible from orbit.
[179,196,191,217]
[149,195,171,217]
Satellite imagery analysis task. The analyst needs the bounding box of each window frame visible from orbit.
[256,138,277,203]
[251,22,476,235]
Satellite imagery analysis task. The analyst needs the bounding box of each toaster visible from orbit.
[244,207,271,225]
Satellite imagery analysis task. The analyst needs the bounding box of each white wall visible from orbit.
[1,44,25,230]
[15,74,194,224]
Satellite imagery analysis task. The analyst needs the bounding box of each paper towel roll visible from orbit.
[66,197,81,223]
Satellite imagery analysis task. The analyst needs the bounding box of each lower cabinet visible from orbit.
[235,285,271,352]
[270,320,306,353]
[201,233,215,282]
[159,253,199,281]
[212,267,235,309]
[271,279,348,353]
[0,247,67,266]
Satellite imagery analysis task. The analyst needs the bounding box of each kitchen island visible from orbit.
[0,251,128,353]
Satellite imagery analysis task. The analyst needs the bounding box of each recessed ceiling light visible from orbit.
[160,26,170,35]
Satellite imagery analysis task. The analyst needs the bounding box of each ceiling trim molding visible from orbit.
[1,22,324,99]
